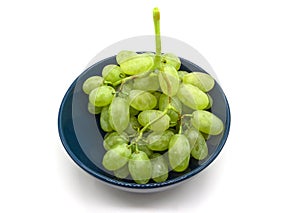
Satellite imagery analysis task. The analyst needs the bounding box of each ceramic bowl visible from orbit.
[58,55,230,193]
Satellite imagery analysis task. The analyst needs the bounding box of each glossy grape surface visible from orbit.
[109,97,130,134]
[191,110,224,135]
[102,143,131,171]
[89,85,115,107]
[128,151,152,184]
[82,76,104,94]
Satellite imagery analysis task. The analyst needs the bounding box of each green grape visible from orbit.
[129,90,157,111]
[138,110,170,132]
[178,71,189,81]
[114,164,130,179]
[158,94,182,113]
[117,80,133,98]
[151,91,162,109]
[142,52,155,58]
[128,151,152,184]
[191,136,208,160]
[102,64,125,84]
[87,102,101,114]
[202,132,211,140]
[168,134,190,172]
[184,127,208,160]
[103,131,128,151]
[121,79,134,92]
[177,83,209,110]
[168,110,180,127]
[116,50,137,64]
[150,153,168,183]
[183,72,215,92]
[137,143,153,157]
[191,110,224,135]
[204,94,213,110]
[162,53,181,70]
[100,106,113,132]
[102,143,131,171]
[146,130,174,151]
[159,94,182,127]
[180,116,193,133]
[184,127,200,150]
[133,72,159,91]
[167,128,177,134]
[181,104,194,115]
[109,97,130,134]
[89,85,115,107]
[129,107,139,116]
[103,132,110,139]
[82,76,104,95]
[158,64,179,97]
[120,54,154,75]
[152,91,162,101]
[124,116,141,135]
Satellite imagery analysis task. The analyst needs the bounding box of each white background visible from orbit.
[1,0,300,212]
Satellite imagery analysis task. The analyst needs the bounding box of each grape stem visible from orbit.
[134,143,139,152]
[178,123,183,134]
[178,114,193,135]
[112,70,152,89]
[153,7,161,70]
[181,114,193,118]
[131,105,170,150]
[140,107,168,134]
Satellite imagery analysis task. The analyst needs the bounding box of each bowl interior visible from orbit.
[58,55,230,190]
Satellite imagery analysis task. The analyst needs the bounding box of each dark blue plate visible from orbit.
[58,55,231,193]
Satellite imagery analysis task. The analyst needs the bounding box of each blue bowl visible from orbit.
[58,55,231,193]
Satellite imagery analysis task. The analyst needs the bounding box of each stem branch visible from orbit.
[153,7,161,70]
[113,71,152,90]
[133,106,169,146]
[141,107,168,135]
[181,114,193,118]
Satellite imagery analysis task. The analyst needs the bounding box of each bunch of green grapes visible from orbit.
[82,50,224,184]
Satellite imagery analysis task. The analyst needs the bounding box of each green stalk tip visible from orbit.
[153,7,161,69]
[153,7,160,21]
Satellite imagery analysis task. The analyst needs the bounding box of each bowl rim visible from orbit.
[58,56,231,190]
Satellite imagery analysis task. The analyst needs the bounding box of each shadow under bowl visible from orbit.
[58,55,231,193]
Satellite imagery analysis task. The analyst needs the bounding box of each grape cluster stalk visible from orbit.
[81,8,224,184]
